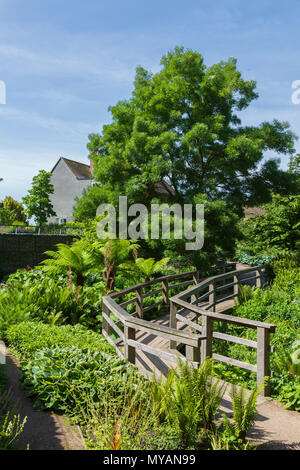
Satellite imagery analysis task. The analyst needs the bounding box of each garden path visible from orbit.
[3,352,86,450]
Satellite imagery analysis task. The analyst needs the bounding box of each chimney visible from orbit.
[90,157,94,175]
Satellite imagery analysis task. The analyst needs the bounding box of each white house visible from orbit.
[48,156,176,224]
[48,157,93,224]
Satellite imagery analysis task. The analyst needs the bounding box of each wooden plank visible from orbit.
[127,339,180,364]
[119,297,137,308]
[176,313,203,334]
[212,331,257,348]
[209,282,216,312]
[126,316,201,348]
[170,300,177,349]
[103,296,131,321]
[109,271,197,300]
[143,300,163,313]
[214,293,236,305]
[215,281,238,292]
[127,339,199,368]
[162,278,169,305]
[213,354,257,372]
[142,287,163,299]
[103,312,125,342]
[168,279,194,290]
[170,297,276,332]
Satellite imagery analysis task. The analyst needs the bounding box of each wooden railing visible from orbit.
[102,263,276,396]
[170,266,275,396]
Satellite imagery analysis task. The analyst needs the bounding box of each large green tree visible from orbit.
[2,196,26,223]
[22,170,56,226]
[74,47,296,220]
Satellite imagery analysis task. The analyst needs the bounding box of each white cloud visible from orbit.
[0,106,99,137]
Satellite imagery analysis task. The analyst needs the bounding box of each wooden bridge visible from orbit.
[102,263,276,396]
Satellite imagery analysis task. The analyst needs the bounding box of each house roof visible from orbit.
[154,180,176,196]
[244,207,266,218]
[52,157,93,180]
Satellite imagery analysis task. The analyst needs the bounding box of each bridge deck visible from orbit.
[121,264,259,378]
[134,297,235,378]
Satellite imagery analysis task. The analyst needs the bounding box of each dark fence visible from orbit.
[0,233,79,278]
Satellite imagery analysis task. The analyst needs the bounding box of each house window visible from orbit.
[59,218,67,225]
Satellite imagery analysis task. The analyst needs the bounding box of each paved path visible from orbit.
[3,353,86,450]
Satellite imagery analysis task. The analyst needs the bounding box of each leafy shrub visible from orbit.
[20,347,131,418]
[270,373,300,411]
[151,359,225,447]
[0,273,105,335]
[6,321,113,360]
[235,249,279,266]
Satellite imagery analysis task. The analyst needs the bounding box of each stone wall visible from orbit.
[0,234,79,278]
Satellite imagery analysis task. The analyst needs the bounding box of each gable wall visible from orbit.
[48,159,92,223]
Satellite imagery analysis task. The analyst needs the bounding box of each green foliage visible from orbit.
[0,272,105,336]
[22,170,56,226]
[41,240,100,286]
[0,196,26,225]
[227,385,260,440]
[76,47,296,220]
[2,196,26,223]
[145,196,241,270]
[120,256,170,283]
[236,194,300,261]
[235,284,259,306]
[270,373,300,411]
[6,321,113,360]
[0,390,27,450]
[151,359,225,447]
[19,346,129,418]
[215,263,300,410]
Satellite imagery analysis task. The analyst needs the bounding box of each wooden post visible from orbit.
[191,271,200,304]
[233,273,239,298]
[209,282,216,311]
[136,286,143,318]
[256,269,262,288]
[201,315,213,363]
[257,327,270,396]
[220,265,225,287]
[162,278,169,306]
[102,303,111,336]
[124,324,136,365]
[186,343,200,365]
[170,300,177,350]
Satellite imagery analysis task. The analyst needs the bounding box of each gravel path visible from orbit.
[3,352,86,450]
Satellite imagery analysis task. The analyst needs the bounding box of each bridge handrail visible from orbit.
[102,263,275,395]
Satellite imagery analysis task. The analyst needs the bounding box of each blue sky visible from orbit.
[0,0,299,202]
